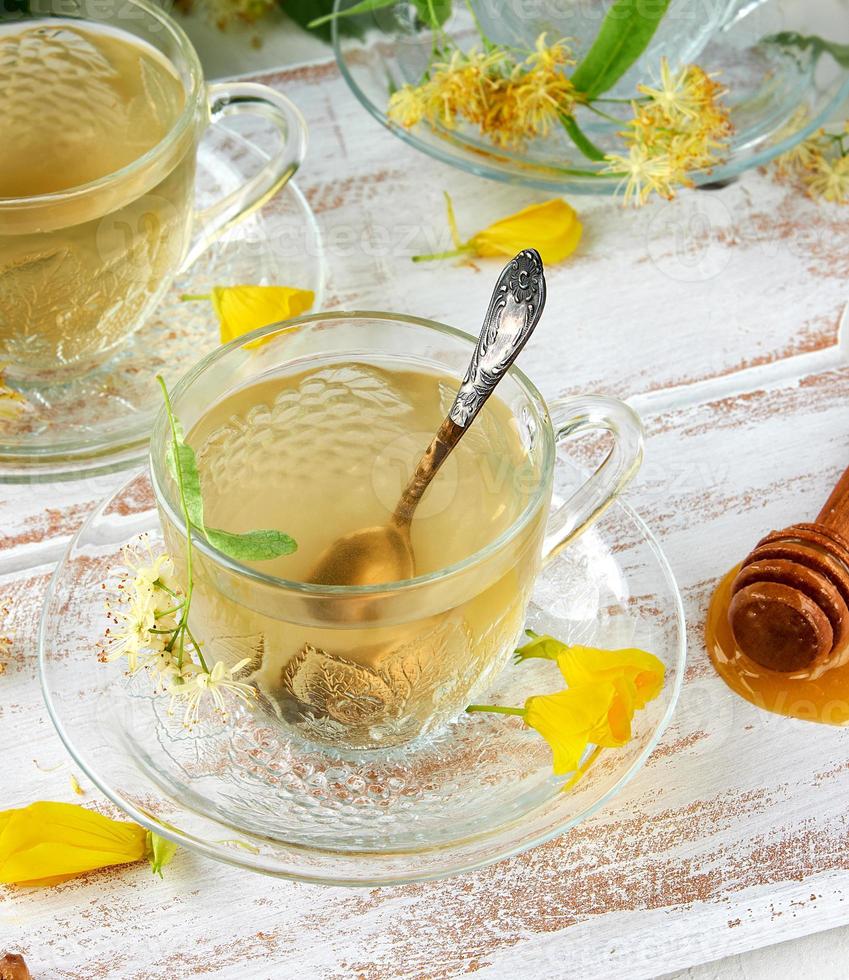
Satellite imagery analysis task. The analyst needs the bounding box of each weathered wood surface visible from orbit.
[3,33,849,980]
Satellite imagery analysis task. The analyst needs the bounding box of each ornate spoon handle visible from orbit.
[449,248,547,428]
[393,249,547,528]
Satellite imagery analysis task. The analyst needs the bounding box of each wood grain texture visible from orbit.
[3,16,849,978]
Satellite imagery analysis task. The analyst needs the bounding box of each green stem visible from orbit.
[593,96,647,104]
[585,102,623,125]
[157,375,195,671]
[466,704,526,716]
[154,603,185,618]
[184,622,209,673]
[464,0,493,51]
[180,293,209,302]
[412,244,475,262]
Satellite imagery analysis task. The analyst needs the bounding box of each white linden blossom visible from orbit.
[104,599,160,673]
[104,537,182,673]
[171,659,256,729]
[120,536,179,599]
[104,527,261,727]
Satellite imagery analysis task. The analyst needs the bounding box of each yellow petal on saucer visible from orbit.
[514,629,568,662]
[0,801,148,887]
[469,199,583,265]
[210,285,315,345]
[523,683,614,775]
[556,646,665,711]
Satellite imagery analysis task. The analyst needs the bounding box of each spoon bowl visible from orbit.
[308,522,414,587]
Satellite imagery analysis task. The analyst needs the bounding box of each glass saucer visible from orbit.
[39,464,685,886]
[0,135,325,484]
[333,0,849,194]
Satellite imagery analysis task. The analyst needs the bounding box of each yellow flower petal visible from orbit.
[524,683,614,775]
[556,646,665,711]
[514,629,567,662]
[210,285,315,346]
[0,802,148,887]
[469,199,582,265]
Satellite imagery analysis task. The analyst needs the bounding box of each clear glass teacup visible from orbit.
[0,0,306,383]
[150,312,644,750]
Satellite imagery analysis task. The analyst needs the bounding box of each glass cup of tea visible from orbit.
[150,312,644,750]
[0,0,307,383]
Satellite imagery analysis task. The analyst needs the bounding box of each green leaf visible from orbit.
[764,32,849,68]
[146,832,179,878]
[160,379,205,533]
[284,0,367,41]
[412,0,451,28]
[571,0,671,99]
[561,115,607,161]
[308,0,397,29]
[205,527,298,561]
[165,425,205,532]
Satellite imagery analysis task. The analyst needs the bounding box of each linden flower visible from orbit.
[638,59,700,119]
[0,801,175,886]
[120,537,179,599]
[388,84,425,127]
[388,34,575,150]
[604,59,732,206]
[804,154,849,204]
[104,596,161,673]
[171,659,256,728]
[604,143,677,206]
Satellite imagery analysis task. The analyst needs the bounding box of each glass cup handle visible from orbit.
[542,394,645,564]
[182,81,309,269]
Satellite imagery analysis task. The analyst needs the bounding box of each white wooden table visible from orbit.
[3,16,849,979]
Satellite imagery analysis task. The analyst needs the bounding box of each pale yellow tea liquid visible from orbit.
[0,21,193,379]
[172,361,548,748]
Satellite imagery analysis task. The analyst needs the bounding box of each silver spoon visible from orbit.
[309,248,547,587]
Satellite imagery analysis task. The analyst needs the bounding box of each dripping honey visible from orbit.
[707,566,849,725]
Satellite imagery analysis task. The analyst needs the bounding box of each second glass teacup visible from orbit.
[0,0,306,383]
[151,312,644,750]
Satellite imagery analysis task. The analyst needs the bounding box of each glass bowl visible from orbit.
[333,0,849,194]
[39,453,685,885]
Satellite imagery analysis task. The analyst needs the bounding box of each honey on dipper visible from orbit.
[707,465,849,724]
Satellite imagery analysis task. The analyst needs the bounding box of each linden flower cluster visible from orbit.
[604,58,733,206]
[101,535,255,728]
[388,33,577,148]
[773,121,849,204]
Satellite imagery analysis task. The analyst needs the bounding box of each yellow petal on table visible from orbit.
[556,645,665,711]
[210,285,315,345]
[523,682,615,775]
[469,199,583,265]
[0,801,148,887]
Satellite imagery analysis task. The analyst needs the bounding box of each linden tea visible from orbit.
[165,360,548,749]
[0,20,192,379]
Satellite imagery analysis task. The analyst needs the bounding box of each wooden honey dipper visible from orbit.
[729,465,849,676]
